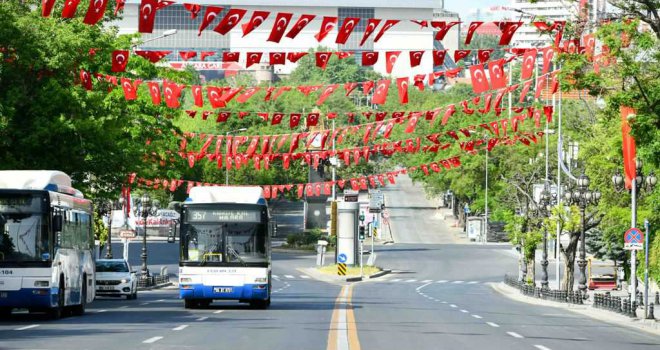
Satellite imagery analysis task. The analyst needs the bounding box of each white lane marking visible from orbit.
[436,280,448,283]
[415,282,432,291]
[156,299,166,302]
[300,275,310,279]
[468,281,479,284]
[450,304,457,308]
[534,345,552,350]
[460,309,469,313]
[272,275,279,279]
[486,322,500,328]
[119,306,128,309]
[472,314,483,319]
[405,279,417,283]
[507,331,524,338]
[452,280,464,284]
[15,324,40,331]
[140,302,150,305]
[213,310,224,314]
[143,337,163,344]
[391,279,402,282]
[337,287,350,350]
[284,275,294,279]
[172,325,189,331]
[96,309,107,313]
[441,301,448,304]
[421,279,433,283]
[196,316,208,321]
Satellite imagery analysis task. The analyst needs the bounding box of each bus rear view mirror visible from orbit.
[52,214,63,232]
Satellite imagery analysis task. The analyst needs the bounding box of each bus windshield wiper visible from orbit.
[227,246,247,266]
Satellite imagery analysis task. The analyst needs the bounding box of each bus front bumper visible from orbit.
[179,284,269,300]
[0,288,55,308]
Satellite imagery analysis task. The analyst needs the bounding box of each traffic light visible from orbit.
[358,226,365,240]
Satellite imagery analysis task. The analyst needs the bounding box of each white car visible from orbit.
[95,259,138,299]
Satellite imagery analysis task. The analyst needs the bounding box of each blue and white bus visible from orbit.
[179,186,272,309]
[0,171,95,318]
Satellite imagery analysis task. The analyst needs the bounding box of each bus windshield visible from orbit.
[0,213,49,262]
[182,222,267,264]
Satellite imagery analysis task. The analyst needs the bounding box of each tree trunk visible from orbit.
[527,256,536,285]
[561,233,580,291]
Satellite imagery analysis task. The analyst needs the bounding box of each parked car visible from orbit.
[95,259,138,299]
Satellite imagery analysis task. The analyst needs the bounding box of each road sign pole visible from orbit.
[631,180,637,298]
[360,240,363,278]
[644,219,650,318]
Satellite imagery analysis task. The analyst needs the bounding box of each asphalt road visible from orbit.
[1,176,658,350]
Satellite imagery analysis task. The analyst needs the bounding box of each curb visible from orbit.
[490,282,660,336]
[346,268,392,282]
[137,281,173,291]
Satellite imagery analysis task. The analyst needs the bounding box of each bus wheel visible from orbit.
[184,299,197,309]
[71,277,86,316]
[249,299,270,309]
[49,280,65,319]
[0,307,11,319]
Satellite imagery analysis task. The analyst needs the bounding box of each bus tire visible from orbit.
[71,276,86,316]
[49,278,65,319]
[0,307,11,319]
[184,299,197,309]
[249,299,270,309]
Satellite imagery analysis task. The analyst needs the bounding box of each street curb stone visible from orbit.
[490,282,660,336]
[137,281,173,291]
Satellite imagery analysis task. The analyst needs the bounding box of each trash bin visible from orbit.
[316,240,328,266]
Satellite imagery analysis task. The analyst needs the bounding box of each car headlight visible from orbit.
[254,277,267,283]
[121,279,129,283]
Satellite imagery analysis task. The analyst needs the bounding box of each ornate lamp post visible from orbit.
[139,193,159,280]
[99,200,114,259]
[564,173,601,297]
[538,187,556,290]
[612,160,656,300]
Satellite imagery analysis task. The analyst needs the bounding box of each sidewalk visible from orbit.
[491,282,660,336]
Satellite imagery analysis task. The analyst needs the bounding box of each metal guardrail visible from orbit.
[593,291,657,320]
[136,274,170,288]
[504,274,583,305]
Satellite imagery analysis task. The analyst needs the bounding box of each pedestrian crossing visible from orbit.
[272,274,313,280]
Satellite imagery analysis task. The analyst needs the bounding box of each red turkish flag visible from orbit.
[405,114,419,133]
[431,21,460,40]
[396,77,409,104]
[374,20,399,42]
[42,0,57,17]
[242,10,270,37]
[362,51,379,66]
[120,77,140,100]
[236,87,259,103]
[433,50,447,66]
[135,50,171,63]
[271,113,284,125]
[246,52,263,68]
[113,0,125,16]
[83,0,109,25]
[200,51,215,61]
[541,47,555,75]
[289,113,301,128]
[286,14,316,39]
[534,75,547,99]
[519,80,534,103]
[179,51,197,61]
[269,52,286,65]
[191,85,204,106]
[488,58,507,89]
[219,87,243,104]
[213,8,247,35]
[315,16,338,42]
[496,21,522,45]
[62,0,81,18]
[286,52,308,63]
[344,82,359,96]
[371,79,391,105]
[222,51,240,62]
[469,64,490,93]
[267,12,293,43]
[307,113,320,126]
[316,84,339,106]
[621,106,637,189]
[465,21,483,45]
[385,51,401,74]
[360,18,381,46]
[521,49,537,80]
[146,82,161,105]
[137,0,159,33]
[163,81,184,108]
[315,52,332,69]
[216,112,230,123]
[454,50,471,63]
[362,81,375,95]
[257,113,269,123]
[111,50,129,72]
[409,51,425,67]
[183,3,201,18]
[80,70,93,90]
[206,86,226,108]
[477,49,494,64]
[336,17,360,44]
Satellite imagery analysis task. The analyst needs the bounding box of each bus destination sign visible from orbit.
[186,209,261,223]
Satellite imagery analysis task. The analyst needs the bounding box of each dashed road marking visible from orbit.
[272,275,279,279]
[436,280,448,283]
[119,306,128,309]
[95,309,107,313]
[300,275,310,279]
[452,281,464,284]
[284,275,294,279]
[213,310,224,314]
[156,299,166,302]
[391,279,402,282]
[15,325,39,331]
[405,279,417,283]
[486,322,500,328]
[421,280,433,283]
[449,304,457,308]
[460,309,469,313]
[468,281,479,284]
[534,345,552,350]
[472,315,483,319]
[143,337,163,344]
[172,325,189,331]
[507,331,524,338]
[140,302,150,305]
[196,316,208,321]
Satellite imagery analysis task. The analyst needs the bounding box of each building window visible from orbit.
[337,7,375,51]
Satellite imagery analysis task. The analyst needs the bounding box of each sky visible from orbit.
[443,0,513,22]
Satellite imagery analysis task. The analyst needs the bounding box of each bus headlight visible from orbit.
[254,277,267,283]
[34,281,49,288]
[180,278,193,283]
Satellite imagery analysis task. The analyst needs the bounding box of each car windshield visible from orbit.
[96,261,129,272]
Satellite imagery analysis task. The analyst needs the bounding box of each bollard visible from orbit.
[631,301,638,318]
[655,291,659,305]
[648,304,655,320]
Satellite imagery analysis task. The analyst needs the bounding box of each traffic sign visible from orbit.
[337,263,347,276]
[119,230,136,239]
[624,227,643,250]
[337,253,348,263]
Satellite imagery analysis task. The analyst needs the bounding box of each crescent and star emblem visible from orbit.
[141,4,152,19]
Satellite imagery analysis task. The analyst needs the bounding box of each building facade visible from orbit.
[113,0,458,80]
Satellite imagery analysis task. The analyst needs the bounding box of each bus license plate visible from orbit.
[213,287,232,293]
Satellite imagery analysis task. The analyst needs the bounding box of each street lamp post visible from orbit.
[139,193,159,281]
[538,187,556,290]
[564,173,601,297]
[103,201,114,259]
[612,160,656,300]
[225,128,248,185]
[130,29,178,53]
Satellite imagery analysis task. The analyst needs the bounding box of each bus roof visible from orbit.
[0,170,85,198]
[186,186,266,205]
